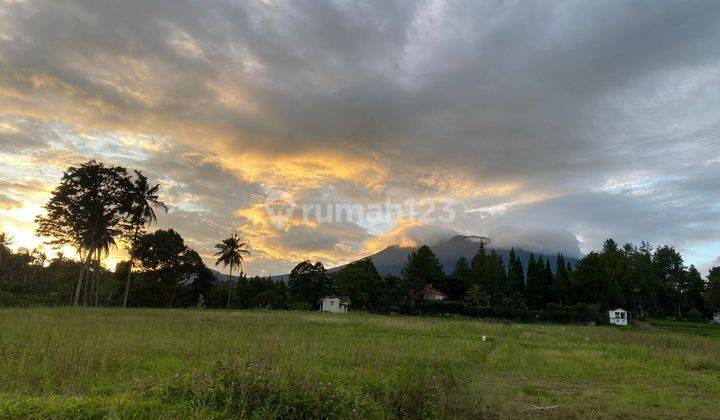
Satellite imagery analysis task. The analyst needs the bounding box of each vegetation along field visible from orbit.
[1,308,719,419]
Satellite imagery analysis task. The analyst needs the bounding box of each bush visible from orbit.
[686,308,703,322]
[407,301,599,324]
[288,301,313,311]
[0,292,62,307]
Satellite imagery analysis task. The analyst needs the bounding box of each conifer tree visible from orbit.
[470,244,487,288]
[437,257,471,300]
[543,258,554,308]
[400,245,445,300]
[488,249,506,304]
[503,248,526,308]
[525,254,544,309]
[552,253,570,306]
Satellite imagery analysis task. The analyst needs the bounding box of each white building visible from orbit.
[319,296,350,313]
[713,313,720,324]
[609,308,628,326]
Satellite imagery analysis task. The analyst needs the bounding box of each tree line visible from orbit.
[1,160,719,321]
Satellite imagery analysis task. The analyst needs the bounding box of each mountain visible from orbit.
[361,235,579,276]
[210,269,233,282]
[211,235,580,282]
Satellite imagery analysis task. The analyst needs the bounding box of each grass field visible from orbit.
[0,308,719,419]
[648,319,720,338]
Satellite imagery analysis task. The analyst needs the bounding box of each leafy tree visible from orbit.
[464,284,490,307]
[36,161,132,305]
[122,171,167,307]
[683,265,706,317]
[653,245,686,318]
[134,229,206,307]
[0,232,13,290]
[288,261,327,307]
[620,242,657,317]
[252,289,283,308]
[704,266,720,313]
[214,233,250,309]
[400,245,445,301]
[571,252,622,308]
[330,259,383,310]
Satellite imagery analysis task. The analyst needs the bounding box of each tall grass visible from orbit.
[0,308,718,418]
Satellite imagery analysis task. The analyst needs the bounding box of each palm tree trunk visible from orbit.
[74,251,92,306]
[83,266,90,307]
[227,266,233,310]
[123,227,140,308]
[93,254,101,306]
[123,256,133,308]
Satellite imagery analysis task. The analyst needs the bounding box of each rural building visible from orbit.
[421,284,447,301]
[319,296,350,313]
[713,313,720,324]
[609,308,628,326]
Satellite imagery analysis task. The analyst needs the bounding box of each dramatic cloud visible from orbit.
[1,0,719,274]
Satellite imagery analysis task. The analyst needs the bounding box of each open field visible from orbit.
[648,319,720,338]
[0,309,719,419]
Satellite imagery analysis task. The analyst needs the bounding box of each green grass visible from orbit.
[648,319,720,338]
[0,308,719,418]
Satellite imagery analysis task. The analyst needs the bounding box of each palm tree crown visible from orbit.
[214,233,250,310]
[127,170,167,229]
[214,233,250,275]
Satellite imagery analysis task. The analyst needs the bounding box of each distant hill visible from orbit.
[361,235,579,276]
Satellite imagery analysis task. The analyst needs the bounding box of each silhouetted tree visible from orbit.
[36,161,131,305]
[214,233,250,309]
[288,260,327,308]
[330,259,383,310]
[134,229,206,307]
[122,170,167,307]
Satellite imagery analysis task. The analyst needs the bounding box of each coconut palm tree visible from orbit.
[214,234,250,309]
[122,170,167,307]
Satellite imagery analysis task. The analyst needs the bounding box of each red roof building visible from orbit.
[421,283,446,301]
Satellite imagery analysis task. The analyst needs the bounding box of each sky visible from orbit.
[1,0,719,275]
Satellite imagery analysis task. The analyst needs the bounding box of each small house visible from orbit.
[319,295,350,313]
[609,308,628,326]
[713,313,720,324]
[421,284,446,301]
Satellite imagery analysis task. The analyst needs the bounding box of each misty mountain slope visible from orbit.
[365,235,579,276]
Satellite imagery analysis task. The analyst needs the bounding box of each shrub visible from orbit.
[686,308,703,322]
[407,301,598,324]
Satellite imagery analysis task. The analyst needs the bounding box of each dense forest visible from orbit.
[1,160,719,323]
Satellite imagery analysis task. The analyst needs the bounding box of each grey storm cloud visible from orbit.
[1,0,720,272]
